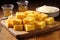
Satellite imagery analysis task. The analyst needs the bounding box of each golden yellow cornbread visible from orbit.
[24,10,34,15]
[6,10,55,31]
[35,21,46,29]
[23,17,35,24]
[35,14,41,21]
[24,24,35,31]
[40,13,48,20]
[27,13,39,18]
[15,12,26,19]
[27,13,35,18]
[6,19,13,28]
[25,11,39,18]
[14,25,23,31]
[36,13,48,21]
[45,17,54,25]
[33,11,40,14]
[12,19,22,25]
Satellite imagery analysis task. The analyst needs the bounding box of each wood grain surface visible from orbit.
[1,20,60,40]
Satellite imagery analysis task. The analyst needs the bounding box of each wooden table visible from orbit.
[0,7,60,40]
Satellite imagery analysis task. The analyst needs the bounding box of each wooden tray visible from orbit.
[1,20,60,39]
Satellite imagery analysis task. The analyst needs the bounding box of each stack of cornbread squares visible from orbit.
[6,10,55,32]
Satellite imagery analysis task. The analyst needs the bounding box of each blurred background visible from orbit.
[0,0,60,10]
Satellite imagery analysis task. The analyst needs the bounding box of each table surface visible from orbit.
[0,5,60,40]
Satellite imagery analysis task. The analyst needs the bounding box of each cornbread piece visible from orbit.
[15,12,26,19]
[24,11,40,18]
[33,11,40,14]
[36,13,48,21]
[12,19,22,25]
[27,13,35,18]
[27,12,39,18]
[35,21,46,29]
[35,14,41,21]
[14,25,23,31]
[45,17,54,25]
[33,11,40,16]
[24,10,34,15]
[23,17,35,24]
[6,19,13,28]
[24,24,35,31]
[34,21,40,29]
[40,14,48,21]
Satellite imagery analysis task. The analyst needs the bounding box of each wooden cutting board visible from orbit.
[1,20,60,39]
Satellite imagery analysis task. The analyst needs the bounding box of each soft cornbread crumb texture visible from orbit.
[23,17,35,24]
[14,25,23,31]
[12,19,22,25]
[24,24,35,31]
[6,10,55,31]
[35,21,46,29]
[36,13,48,21]
[26,11,39,18]
[6,19,13,28]
[15,12,26,19]
[45,17,54,25]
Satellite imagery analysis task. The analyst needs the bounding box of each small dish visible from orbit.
[36,5,60,17]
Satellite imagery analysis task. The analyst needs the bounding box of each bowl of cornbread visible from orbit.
[36,5,59,17]
[6,10,56,32]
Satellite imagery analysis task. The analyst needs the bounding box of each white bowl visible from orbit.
[36,5,60,17]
